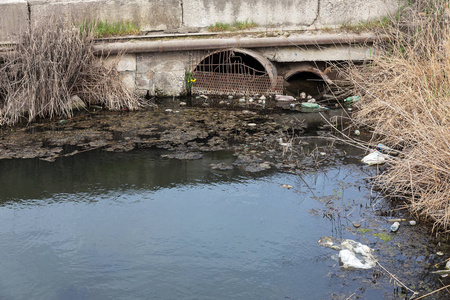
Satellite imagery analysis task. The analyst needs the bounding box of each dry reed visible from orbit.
[347,0,450,230]
[0,20,139,126]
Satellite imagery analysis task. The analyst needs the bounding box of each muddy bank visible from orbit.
[0,105,348,170]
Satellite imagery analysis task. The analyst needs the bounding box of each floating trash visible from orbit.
[318,237,377,269]
[275,95,296,102]
[344,96,361,103]
[301,102,319,109]
[280,184,294,189]
[390,221,400,232]
[361,151,387,165]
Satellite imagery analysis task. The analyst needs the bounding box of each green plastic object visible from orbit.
[344,96,361,103]
[301,102,319,108]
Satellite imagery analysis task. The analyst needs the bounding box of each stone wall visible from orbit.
[1,0,401,42]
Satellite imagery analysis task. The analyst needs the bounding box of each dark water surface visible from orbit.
[0,148,443,299]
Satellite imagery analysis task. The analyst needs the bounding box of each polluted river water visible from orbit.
[0,107,449,299]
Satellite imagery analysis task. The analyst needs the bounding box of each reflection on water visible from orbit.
[0,148,433,299]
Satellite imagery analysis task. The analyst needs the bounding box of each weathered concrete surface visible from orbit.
[102,54,137,90]
[28,0,182,32]
[258,45,376,62]
[0,0,29,43]
[183,0,319,28]
[317,0,399,25]
[1,0,402,43]
[136,52,192,96]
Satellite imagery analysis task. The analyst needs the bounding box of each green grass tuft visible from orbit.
[80,19,140,38]
[208,19,257,32]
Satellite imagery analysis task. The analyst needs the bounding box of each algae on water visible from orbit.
[373,232,393,242]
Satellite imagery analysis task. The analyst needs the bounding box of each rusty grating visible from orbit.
[190,49,283,96]
[192,72,284,95]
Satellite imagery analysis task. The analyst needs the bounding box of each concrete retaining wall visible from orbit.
[1,0,401,42]
[0,0,29,43]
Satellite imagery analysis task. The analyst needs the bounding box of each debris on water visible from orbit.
[390,221,400,232]
[354,129,361,136]
[361,151,387,165]
[431,260,450,275]
[58,119,67,125]
[353,222,361,228]
[228,95,234,99]
[210,163,233,170]
[376,143,400,156]
[278,138,292,149]
[165,109,173,112]
[200,95,209,100]
[280,184,294,189]
[437,251,444,256]
[409,220,417,226]
[260,95,266,101]
[301,102,319,109]
[320,152,326,156]
[339,240,376,269]
[387,218,406,222]
[275,95,296,102]
[344,96,361,103]
[239,97,246,103]
[307,98,316,103]
[300,92,307,99]
[179,102,187,106]
[318,237,377,269]
[318,236,337,249]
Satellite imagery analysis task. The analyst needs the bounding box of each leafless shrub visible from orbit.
[0,20,139,126]
[346,0,450,230]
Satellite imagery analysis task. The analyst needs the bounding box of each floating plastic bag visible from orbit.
[362,151,387,165]
[318,237,377,269]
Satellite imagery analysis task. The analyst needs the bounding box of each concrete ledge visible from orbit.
[0,0,29,43]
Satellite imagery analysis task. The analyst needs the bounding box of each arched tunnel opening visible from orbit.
[285,71,327,99]
[191,49,283,96]
[195,50,267,76]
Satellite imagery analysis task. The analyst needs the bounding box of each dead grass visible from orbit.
[346,0,450,231]
[0,20,139,126]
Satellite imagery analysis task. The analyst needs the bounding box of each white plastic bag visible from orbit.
[362,151,387,165]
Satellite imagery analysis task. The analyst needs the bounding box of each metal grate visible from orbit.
[190,49,283,96]
[192,72,283,95]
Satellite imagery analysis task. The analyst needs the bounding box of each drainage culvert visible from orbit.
[191,48,283,96]
[284,68,329,99]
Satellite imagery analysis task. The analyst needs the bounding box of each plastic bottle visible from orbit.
[301,102,319,108]
[344,96,361,103]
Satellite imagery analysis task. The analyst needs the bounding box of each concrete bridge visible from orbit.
[1,0,400,96]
